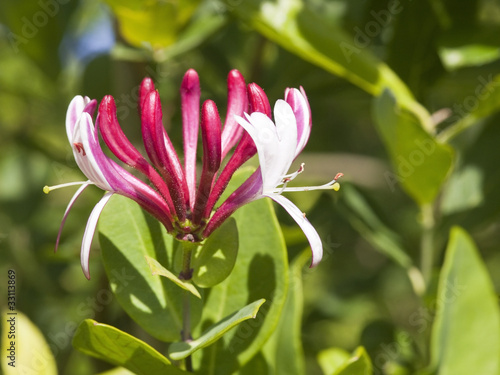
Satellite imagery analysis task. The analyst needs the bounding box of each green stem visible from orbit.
[179,240,196,372]
[420,203,435,290]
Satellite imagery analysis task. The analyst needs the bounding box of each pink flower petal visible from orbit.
[221,70,248,159]
[192,100,222,224]
[181,69,201,209]
[141,90,187,220]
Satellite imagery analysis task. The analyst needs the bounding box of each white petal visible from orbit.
[236,101,298,191]
[270,100,298,183]
[236,112,282,187]
[55,182,90,252]
[66,96,90,143]
[267,194,323,267]
[81,192,114,279]
[74,113,113,190]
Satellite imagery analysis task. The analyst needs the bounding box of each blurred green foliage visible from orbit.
[1,0,500,374]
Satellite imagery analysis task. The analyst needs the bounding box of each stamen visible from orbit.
[43,181,89,194]
[273,172,343,194]
[278,163,305,194]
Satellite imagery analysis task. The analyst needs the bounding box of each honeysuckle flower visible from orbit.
[205,87,342,267]
[45,69,341,277]
[46,70,256,279]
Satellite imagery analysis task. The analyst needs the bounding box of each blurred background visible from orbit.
[1,0,500,374]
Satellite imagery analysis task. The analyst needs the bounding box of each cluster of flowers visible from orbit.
[46,69,342,278]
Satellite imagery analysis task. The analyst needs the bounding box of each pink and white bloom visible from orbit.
[46,70,256,279]
[46,70,341,277]
[205,88,342,267]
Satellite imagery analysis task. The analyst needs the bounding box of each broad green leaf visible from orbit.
[169,299,266,360]
[333,347,373,375]
[430,227,500,375]
[438,73,500,142]
[1,310,57,375]
[227,0,431,129]
[318,348,350,375]
[260,250,309,375]
[193,168,289,374]
[145,255,201,299]
[373,90,454,204]
[98,195,202,342]
[73,319,187,375]
[104,0,200,49]
[192,217,238,288]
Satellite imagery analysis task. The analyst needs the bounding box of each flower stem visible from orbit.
[182,290,193,372]
[179,240,196,372]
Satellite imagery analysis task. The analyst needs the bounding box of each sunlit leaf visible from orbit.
[1,310,57,375]
[73,319,187,375]
[430,227,500,375]
[98,195,202,342]
[192,217,238,288]
[169,299,265,360]
[319,346,373,375]
[104,0,201,49]
[226,0,431,129]
[145,255,201,299]
[318,347,350,375]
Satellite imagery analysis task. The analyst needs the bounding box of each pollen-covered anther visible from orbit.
[73,142,86,156]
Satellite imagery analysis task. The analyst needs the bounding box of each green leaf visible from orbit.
[193,168,289,374]
[169,299,266,360]
[260,250,309,375]
[145,255,201,299]
[1,310,57,375]
[227,0,431,129]
[104,0,201,49]
[98,195,202,342]
[430,227,500,375]
[192,217,238,288]
[437,27,500,71]
[317,348,350,375]
[73,319,187,375]
[333,347,373,375]
[373,90,454,204]
[440,165,484,215]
